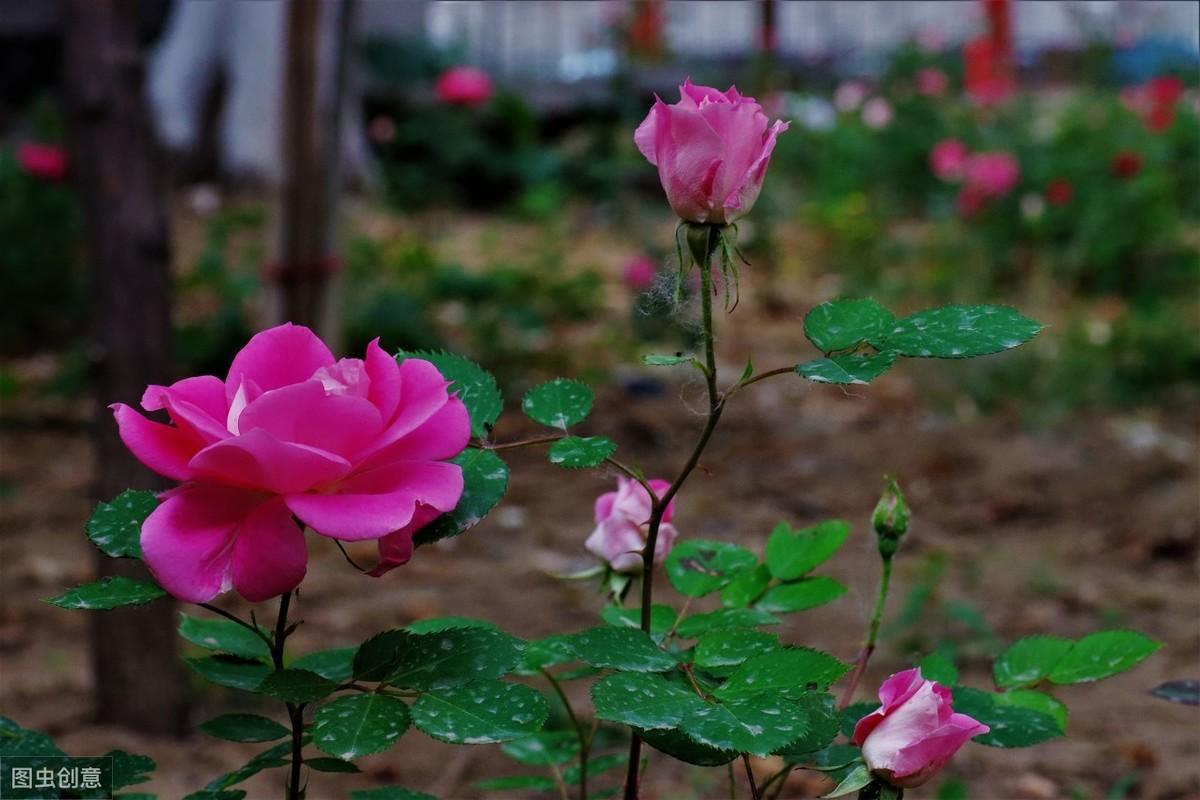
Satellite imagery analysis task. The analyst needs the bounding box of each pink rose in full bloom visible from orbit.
[916,68,949,97]
[963,151,1019,198]
[112,323,469,602]
[435,66,493,107]
[586,477,679,573]
[929,139,969,182]
[634,79,789,224]
[17,142,69,182]
[853,669,990,789]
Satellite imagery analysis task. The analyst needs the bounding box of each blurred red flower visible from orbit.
[17,142,69,182]
[1111,151,1143,179]
[1045,178,1074,206]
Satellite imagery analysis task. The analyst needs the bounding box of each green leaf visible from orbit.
[411,680,548,744]
[108,750,156,790]
[823,765,872,798]
[306,757,361,773]
[185,656,271,692]
[256,669,338,703]
[350,789,438,800]
[755,577,848,613]
[694,630,779,670]
[515,635,578,675]
[720,564,772,608]
[385,628,525,689]
[500,731,579,766]
[993,635,1073,688]
[773,693,840,755]
[642,353,696,367]
[796,352,897,385]
[918,652,960,686]
[48,576,166,610]
[521,378,593,429]
[473,775,557,792]
[563,754,624,784]
[642,728,736,766]
[0,716,66,757]
[568,626,677,673]
[548,436,616,469]
[680,694,811,756]
[591,672,705,730]
[804,298,895,353]
[179,614,270,661]
[86,489,156,559]
[880,305,1042,359]
[398,350,501,438]
[203,740,294,791]
[675,608,779,639]
[291,647,358,682]
[599,604,678,643]
[765,520,850,581]
[413,448,509,545]
[715,648,850,700]
[354,630,416,682]
[183,791,248,800]
[1047,630,1161,685]
[665,540,759,598]
[405,616,499,634]
[200,714,289,743]
[995,690,1067,733]
[1150,680,1200,706]
[312,693,411,760]
[951,687,1062,748]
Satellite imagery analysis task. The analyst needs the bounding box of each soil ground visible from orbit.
[1,209,1198,800]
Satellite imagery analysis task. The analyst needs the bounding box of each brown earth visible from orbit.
[1,208,1198,800]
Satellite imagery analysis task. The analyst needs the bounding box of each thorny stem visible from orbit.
[728,365,796,395]
[479,434,564,451]
[199,602,274,651]
[839,557,894,709]
[543,669,590,800]
[625,234,725,800]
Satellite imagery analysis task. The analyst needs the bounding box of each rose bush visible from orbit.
[112,323,468,601]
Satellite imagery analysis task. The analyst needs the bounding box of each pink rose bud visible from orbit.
[853,669,990,789]
[916,67,949,97]
[435,66,493,107]
[929,139,969,182]
[623,255,657,291]
[963,151,1020,198]
[112,323,470,602]
[586,477,678,573]
[17,142,69,182]
[634,79,789,224]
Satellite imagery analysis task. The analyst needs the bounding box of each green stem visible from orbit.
[543,669,590,800]
[199,602,274,651]
[269,591,304,800]
[742,754,762,800]
[624,230,724,800]
[839,557,893,709]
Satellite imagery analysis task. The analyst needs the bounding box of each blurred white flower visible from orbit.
[1020,192,1045,220]
[791,95,836,131]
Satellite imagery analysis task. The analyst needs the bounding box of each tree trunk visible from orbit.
[63,0,188,736]
[269,0,350,335]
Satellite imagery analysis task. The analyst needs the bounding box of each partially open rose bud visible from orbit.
[586,477,678,573]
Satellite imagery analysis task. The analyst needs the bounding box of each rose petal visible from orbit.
[287,460,464,541]
[224,323,335,404]
[237,380,383,460]
[111,403,204,481]
[358,396,469,468]
[364,338,402,423]
[367,504,444,577]
[231,498,307,602]
[189,428,351,494]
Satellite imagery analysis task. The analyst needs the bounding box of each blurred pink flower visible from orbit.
[854,669,990,788]
[916,68,949,97]
[929,139,969,182]
[112,323,470,602]
[635,79,788,224]
[16,142,68,182]
[586,477,678,573]
[834,81,869,112]
[623,255,657,291]
[861,97,894,129]
[435,66,493,107]
[963,151,1019,198]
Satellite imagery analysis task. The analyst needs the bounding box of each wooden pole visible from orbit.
[63,0,187,735]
